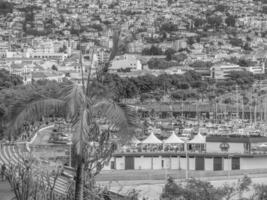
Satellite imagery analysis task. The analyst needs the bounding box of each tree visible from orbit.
[161,178,224,200]
[51,65,58,71]
[226,71,254,88]
[165,48,176,61]
[243,43,252,51]
[160,176,182,199]
[237,59,254,67]
[225,15,236,27]
[229,38,243,47]
[187,37,195,45]
[6,63,137,200]
[160,22,178,33]
[5,159,67,200]
[160,176,253,200]
[0,1,13,15]
[142,45,163,55]
[59,45,67,53]
[220,175,252,200]
[147,58,178,70]
[0,69,23,90]
[251,184,267,200]
[173,53,187,63]
[207,16,223,28]
[215,4,229,12]
[190,61,213,69]
[194,18,205,28]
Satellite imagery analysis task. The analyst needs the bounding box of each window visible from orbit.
[214,157,223,171]
[111,161,115,169]
[232,157,240,170]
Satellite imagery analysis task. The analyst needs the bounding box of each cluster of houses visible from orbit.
[0,0,266,83]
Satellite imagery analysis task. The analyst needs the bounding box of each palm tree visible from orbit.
[6,30,137,200]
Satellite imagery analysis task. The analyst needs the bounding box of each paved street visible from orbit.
[31,126,54,145]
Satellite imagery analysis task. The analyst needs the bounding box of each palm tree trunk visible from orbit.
[74,155,84,200]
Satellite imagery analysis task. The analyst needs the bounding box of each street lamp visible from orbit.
[185,140,189,180]
[227,153,232,180]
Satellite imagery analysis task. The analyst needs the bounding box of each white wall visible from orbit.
[102,158,114,170]
[162,157,171,169]
[223,158,231,171]
[153,156,162,169]
[180,157,187,170]
[205,158,213,171]
[115,157,125,170]
[189,157,195,170]
[206,142,244,154]
[171,157,179,169]
[241,157,267,170]
[110,55,142,71]
[134,156,152,170]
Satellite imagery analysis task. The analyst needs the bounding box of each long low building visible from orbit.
[102,135,267,172]
[103,152,267,171]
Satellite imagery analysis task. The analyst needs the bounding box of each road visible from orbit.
[31,126,54,145]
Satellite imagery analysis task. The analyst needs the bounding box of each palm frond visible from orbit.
[6,98,65,137]
[61,83,87,121]
[7,90,46,121]
[72,108,91,155]
[87,81,116,102]
[92,100,138,143]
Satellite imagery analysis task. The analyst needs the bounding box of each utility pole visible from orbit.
[250,91,253,125]
[254,84,258,124]
[185,140,189,180]
[242,97,244,121]
[236,84,239,120]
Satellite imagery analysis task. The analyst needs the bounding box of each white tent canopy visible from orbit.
[131,136,141,144]
[164,132,184,144]
[188,133,206,144]
[142,132,162,144]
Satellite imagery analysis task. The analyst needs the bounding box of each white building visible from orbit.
[31,71,65,82]
[245,64,265,75]
[100,135,267,172]
[110,54,142,72]
[210,63,244,79]
[0,41,9,58]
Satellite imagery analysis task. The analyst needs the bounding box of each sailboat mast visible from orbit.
[236,84,239,119]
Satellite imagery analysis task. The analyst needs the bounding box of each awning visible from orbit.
[142,132,162,144]
[188,133,206,144]
[164,132,184,144]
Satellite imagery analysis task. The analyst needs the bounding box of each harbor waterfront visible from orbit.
[0,0,267,199]
[25,119,267,173]
[102,135,267,171]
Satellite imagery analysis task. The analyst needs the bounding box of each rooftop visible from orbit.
[206,135,267,143]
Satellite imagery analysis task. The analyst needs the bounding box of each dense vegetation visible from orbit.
[160,175,267,200]
[103,70,261,101]
[0,74,66,139]
[0,67,265,139]
[0,0,13,15]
